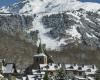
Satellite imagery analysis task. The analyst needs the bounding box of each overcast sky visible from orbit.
[0,0,100,7]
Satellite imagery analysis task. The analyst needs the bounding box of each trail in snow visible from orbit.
[28,14,58,50]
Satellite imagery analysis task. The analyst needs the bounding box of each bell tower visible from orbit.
[33,41,47,69]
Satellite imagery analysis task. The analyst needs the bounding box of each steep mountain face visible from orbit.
[0,0,100,50]
[41,10,100,49]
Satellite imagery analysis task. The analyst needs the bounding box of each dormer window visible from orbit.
[82,64,84,67]
[37,70,41,73]
[54,65,58,69]
[73,64,76,66]
[78,67,82,70]
[87,69,91,72]
[45,65,49,69]
[38,66,40,69]
[58,63,60,66]
[92,65,95,69]
[70,66,74,69]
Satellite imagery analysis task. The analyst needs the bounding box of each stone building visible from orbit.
[33,41,47,69]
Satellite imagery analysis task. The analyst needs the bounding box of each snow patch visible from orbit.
[66,26,81,39]
[86,33,98,39]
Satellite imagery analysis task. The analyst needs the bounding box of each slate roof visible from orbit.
[2,63,15,74]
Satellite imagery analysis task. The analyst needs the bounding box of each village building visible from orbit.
[65,64,97,80]
[0,42,97,80]
[39,63,62,76]
[30,42,97,80]
[0,59,17,80]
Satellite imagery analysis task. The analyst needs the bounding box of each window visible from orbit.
[87,69,91,72]
[70,66,74,69]
[39,58,41,61]
[36,58,38,62]
[78,67,82,70]
[79,72,82,76]
[54,65,58,69]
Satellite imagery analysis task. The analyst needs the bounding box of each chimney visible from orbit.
[92,65,95,69]
[82,64,84,67]
[73,64,76,66]
[2,59,6,66]
[58,63,60,66]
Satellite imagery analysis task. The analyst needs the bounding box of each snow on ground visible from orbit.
[28,14,67,50]
[18,0,100,50]
[66,25,81,39]
[19,0,100,14]
[67,12,81,20]
[0,7,9,13]
[1,0,100,14]
[86,33,98,39]
[83,14,94,24]
[19,0,45,14]
[25,0,100,50]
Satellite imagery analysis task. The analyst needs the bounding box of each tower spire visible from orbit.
[37,39,44,54]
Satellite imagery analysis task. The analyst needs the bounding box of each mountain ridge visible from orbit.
[0,0,100,50]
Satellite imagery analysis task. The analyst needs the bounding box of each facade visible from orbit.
[65,64,97,80]
[38,63,97,80]
[33,54,47,69]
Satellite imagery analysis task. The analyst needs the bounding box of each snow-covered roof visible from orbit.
[0,74,4,78]
[2,63,14,74]
[22,77,26,80]
[88,77,95,80]
[16,78,22,80]
[32,70,45,75]
[75,76,95,80]
[27,75,35,80]
[34,53,47,57]
[40,63,62,71]
[27,74,44,80]
[65,64,97,75]
[85,66,97,75]
[75,76,86,80]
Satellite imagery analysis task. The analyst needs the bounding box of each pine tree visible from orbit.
[56,67,68,80]
[37,41,43,53]
[95,69,100,80]
[43,72,49,80]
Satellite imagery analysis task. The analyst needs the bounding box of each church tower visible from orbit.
[33,41,47,69]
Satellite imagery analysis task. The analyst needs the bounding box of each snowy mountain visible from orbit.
[1,0,100,50]
[1,0,100,14]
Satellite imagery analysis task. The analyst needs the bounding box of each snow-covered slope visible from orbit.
[0,7,9,13]
[8,0,100,13]
[1,0,100,50]
[1,0,100,14]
